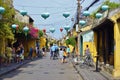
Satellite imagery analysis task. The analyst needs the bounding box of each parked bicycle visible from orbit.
[79,54,95,69]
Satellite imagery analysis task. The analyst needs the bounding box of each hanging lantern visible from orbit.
[12,24,17,33]
[60,28,63,32]
[49,27,55,33]
[23,26,29,36]
[101,5,109,11]
[64,26,70,31]
[20,10,27,16]
[0,7,5,14]
[96,13,103,19]
[12,24,17,29]
[43,29,46,33]
[41,12,50,19]
[79,20,86,26]
[83,11,90,17]
[63,12,70,18]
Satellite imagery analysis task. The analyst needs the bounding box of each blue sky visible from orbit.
[13,0,119,40]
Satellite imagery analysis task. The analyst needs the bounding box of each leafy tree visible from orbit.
[91,0,120,18]
[39,30,43,37]
[0,0,15,55]
[65,36,76,47]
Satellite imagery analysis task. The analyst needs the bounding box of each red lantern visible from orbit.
[60,28,63,32]
[43,29,46,33]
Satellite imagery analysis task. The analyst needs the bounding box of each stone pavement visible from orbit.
[0,59,34,76]
[70,59,117,80]
[0,56,118,80]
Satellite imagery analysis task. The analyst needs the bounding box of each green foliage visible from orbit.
[103,0,120,10]
[91,0,120,18]
[65,36,76,47]
[39,30,43,37]
[0,0,16,40]
[13,20,25,33]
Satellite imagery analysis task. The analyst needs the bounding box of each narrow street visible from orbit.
[0,53,82,80]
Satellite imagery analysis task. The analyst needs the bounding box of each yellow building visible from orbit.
[92,8,120,78]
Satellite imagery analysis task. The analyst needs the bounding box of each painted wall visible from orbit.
[40,37,46,49]
[111,12,120,77]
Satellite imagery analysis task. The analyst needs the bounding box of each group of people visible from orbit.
[28,46,46,60]
[49,44,71,63]
[1,42,25,66]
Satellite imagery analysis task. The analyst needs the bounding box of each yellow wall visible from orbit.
[111,14,120,77]
[83,42,97,62]
[40,37,46,49]
[23,39,36,57]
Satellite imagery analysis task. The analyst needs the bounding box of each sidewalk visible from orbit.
[0,59,32,76]
[71,60,114,80]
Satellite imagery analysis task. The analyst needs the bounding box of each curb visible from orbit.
[0,60,30,77]
[70,60,84,80]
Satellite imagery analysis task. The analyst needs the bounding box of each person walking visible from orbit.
[66,46,70,58]
[63,48,67,63]
[28,47,34,60]
[59,48,64,63]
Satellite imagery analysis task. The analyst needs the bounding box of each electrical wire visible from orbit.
[14,4,76,9]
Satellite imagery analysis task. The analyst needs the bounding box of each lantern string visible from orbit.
[14,4,76,9]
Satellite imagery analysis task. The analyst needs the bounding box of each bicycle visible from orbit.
[79,54,95,69]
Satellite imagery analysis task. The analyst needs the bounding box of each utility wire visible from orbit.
[14,4,76,9]
[28,8,76,15]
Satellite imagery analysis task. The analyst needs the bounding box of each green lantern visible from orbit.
[49,27,55,33]
[41,12,50,19]
[12,24,17,33]
[63,12,70,18]
[83,11,90,17]
[20,10,27,16]
[64,26,70,31]
[0,7,5,14]
[79,20,86,26]
[101,5,109,11]
[96,13,103,19]
[23,26,29,36]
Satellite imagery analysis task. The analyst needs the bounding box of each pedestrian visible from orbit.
[51,44,56,60]
[42,47,46,56]
[28,47,34,60]
[85,45,91,60]
[66,46,70,58]
[6,46,12,65]
[16,47,21,63]
[59,48,63,63]
[71,47,75,59]
[63,48,67,63]
[19,44,24,62]
[50,44,53,59]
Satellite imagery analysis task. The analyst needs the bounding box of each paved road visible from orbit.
[0,53,82,80]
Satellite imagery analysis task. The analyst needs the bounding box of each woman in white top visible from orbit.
[59,48,64,63]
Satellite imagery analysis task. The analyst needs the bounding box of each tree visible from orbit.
[0,0,15,55]
[65,36,76,47]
